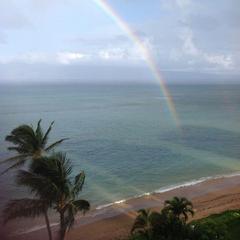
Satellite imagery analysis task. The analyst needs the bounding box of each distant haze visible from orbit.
[0,0,239,84]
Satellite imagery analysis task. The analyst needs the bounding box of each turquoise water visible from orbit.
[0,83,240,207]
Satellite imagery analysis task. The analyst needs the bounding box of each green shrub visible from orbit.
[189,219,228,240]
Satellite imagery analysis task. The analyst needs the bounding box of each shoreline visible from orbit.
[96,171,240,210]
[3,172,240,240]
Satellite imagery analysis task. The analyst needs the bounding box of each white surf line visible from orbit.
[96,171,240,211]
[11,171,240,236]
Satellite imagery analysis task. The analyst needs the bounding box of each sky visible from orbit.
[0,0,239,83]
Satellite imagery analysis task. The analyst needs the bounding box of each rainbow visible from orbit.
[93,0,180,127]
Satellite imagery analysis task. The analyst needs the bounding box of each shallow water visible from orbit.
[0,83,240,208]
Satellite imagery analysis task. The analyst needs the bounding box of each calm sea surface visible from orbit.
[0,83,240,207]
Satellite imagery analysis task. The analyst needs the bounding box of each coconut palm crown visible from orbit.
[1,120,68,173]
[131,209,163,239]
[163,196,194,221]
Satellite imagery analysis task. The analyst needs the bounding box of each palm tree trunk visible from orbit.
[44,211,52,240]
[60,212,66,240]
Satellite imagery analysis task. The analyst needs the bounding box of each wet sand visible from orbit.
[3,174,240,240]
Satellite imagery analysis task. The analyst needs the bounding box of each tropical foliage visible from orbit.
[2,121,89,240]
[30,153,90,240]
[164,196,194,221]
[129,197,231,240]
[130,196,194,240]
[3,198,52,240]
[1,120,67,173]
[131,209,159,239]
[190,210,240,240]
[3,152,90,240]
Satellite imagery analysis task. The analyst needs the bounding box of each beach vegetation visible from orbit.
[163,196,194,221]
[190,210,240,240]
[130,197,194,240]
[128,197,234,240]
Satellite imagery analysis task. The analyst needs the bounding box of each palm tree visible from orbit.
[3,152,89,240]
[3,159,57,240]
[3,198,52,240]
[25,152,90,240]
[131,209,162,240]
[1,120,68,173]
[163,196,194,221]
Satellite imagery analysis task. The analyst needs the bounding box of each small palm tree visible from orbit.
[29,152,90,240]
[131,209,161,240]
[3,198,52,240]
[1,120,68,173]
[163,196,194,221]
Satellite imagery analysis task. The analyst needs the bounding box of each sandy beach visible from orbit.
[2,174,240,240]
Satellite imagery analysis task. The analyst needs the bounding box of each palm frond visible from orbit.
[7,147,24,152]
[3,198,48,224]
[0,154,30,165]
[72,199,90,213]
[131,209,150,233]
[16,170,58,200]
[26,154,73,201]
[45,138,69,152]
[6,125,36,144]
[42,121,54,147]
[5,133,25,145]
[5,124,39,153]
[36,119,43,145]
[187,208,194,217]
[54,152,72,178]
[72,171,85,196]
[1,157,27,175]
[64,204,75,231]
[131,217,146,233]
[63,200,90,231]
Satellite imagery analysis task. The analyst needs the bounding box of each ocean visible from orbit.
[0,83,240,208]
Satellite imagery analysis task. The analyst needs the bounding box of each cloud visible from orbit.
[0,26,153,65]
[98,48,128,60]
[56,52,90,64]
[204,54,233,69]
[0,46,145,65]
[179,28,234,69]
[181,28,199,56]
[0,0,239,81]
[0,52,90,65]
